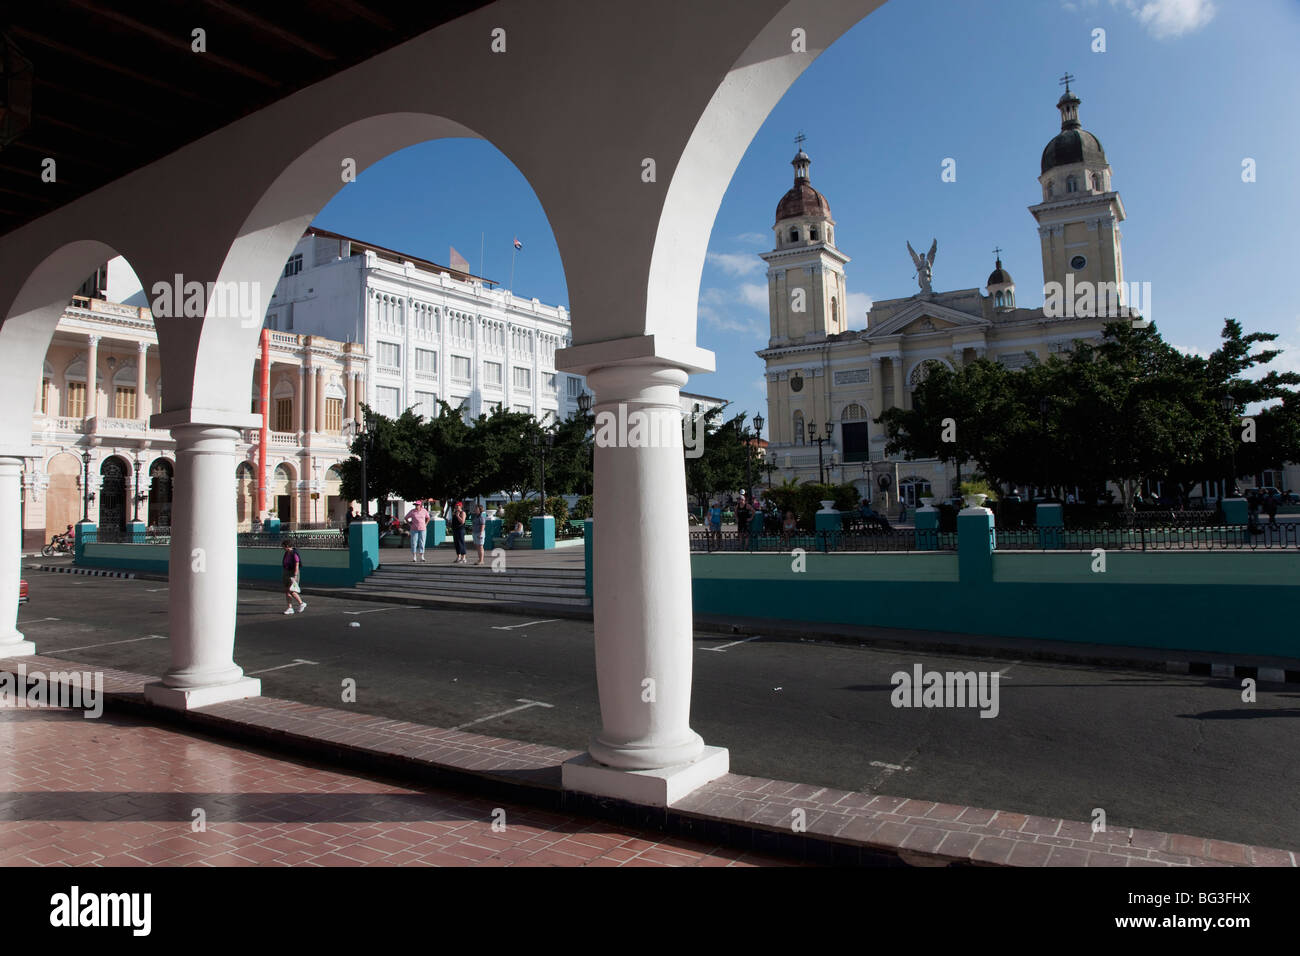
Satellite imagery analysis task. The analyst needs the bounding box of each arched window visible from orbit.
[840,403,867,421]
[793,410,805,445]
[831,296,838,328]
[1066,175,1078,193]
[995,291,1004,308]
[1046,180,1054,199]
[810,226,819,241]
[789,228,799,242]
[909,359,946,387]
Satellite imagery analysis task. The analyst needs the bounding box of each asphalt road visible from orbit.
[15,570,1300,852]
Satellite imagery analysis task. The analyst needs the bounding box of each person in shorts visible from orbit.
[281,539,306,615]
[471,503,487,565]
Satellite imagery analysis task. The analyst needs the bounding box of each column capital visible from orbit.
[137,341,149,352]
[557,334,714,377]
[87,334,100,347]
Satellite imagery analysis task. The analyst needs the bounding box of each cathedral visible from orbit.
[758,81,1127,509]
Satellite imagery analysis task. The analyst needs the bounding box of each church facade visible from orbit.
[758,83,1129,508]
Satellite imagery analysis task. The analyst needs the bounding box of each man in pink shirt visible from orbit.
[405,500,431,562]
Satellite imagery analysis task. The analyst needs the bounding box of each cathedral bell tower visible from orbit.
[760,145,850,346]
[1028,76,1127,300]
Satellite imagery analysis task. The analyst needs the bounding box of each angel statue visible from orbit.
[907,239,938,294]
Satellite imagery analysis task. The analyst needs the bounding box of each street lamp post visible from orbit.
[1221,393,1236,498]
[131,457,142,523]
[80,450,92,523]
[808,421,832,485]
[577,391,593,496]
[533,430,554,516]
[748,413,764,498]
[1038,396,1049,500]
[344,416,371,519]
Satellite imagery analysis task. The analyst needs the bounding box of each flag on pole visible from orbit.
[513,237,523,251]
[449,246,470,273]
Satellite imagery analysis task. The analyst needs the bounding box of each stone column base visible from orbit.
[0,638,36,658]
[144,676,261,711]
[562,746,729,807]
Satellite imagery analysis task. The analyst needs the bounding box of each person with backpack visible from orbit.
[281,538,307,615]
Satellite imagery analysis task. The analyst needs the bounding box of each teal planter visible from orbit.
[584,518,594,598]
[1037,503,1063,550]
[531,515,556,549]
[914,507,939,551]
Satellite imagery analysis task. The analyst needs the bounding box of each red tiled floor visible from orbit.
[0,705,794,867]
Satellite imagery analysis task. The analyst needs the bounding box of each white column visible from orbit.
[563,359,727,802]
[85,334,99,419]
[136,343,148,420]
[0,458,34,656]
[143,424,259,709]
[306,366,317,434]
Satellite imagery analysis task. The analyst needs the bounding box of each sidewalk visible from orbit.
[0,698,791,868]
[4,654,1294,867]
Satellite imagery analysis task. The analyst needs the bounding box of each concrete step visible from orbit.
[358,581,591,606]
[374,565,584,581]
[363,577,589,600]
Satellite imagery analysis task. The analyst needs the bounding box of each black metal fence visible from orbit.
[995,522,1299,551]
[78,529,349,550]
[689,529,958,553]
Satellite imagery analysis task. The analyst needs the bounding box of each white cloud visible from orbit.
[845,292,874,324]
[1171,342,1211,360]
[736,232,770,246]
[706,251,764,277]
[738,283,768,309]
[1112,0,1216,39]
[698,291,767,341]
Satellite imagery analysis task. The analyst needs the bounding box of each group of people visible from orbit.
[402,499,488,565]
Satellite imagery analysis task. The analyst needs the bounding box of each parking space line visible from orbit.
[17,617,60,625]
[246,658,320,675]
[452,698,554,731]
[343,607,402,615]
[46,635,168,653]
[489,619,559,631]
[699,635,762,652]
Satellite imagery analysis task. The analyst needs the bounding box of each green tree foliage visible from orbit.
[877,318,1300,510]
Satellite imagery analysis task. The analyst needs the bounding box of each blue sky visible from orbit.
[313,0,1300,424]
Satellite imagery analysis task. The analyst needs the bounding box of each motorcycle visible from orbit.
[42,534,73,557]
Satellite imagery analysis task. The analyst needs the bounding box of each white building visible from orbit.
[266,227,585,426]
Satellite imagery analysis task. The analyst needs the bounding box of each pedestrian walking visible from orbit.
[450,501,467,564]
[736,494,753,544]
[471,503,487,566]
[708,500,722,548]
[281,539,307,615]
[1264,493,1279,526]
[405,500,431,561]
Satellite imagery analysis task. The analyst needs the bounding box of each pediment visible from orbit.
[863,299,991,338]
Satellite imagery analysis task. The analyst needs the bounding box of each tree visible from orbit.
[684,408,748,513]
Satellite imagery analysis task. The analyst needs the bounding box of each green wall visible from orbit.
[690,544,1300,658]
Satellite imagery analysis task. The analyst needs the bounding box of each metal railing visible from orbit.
[995,522,1300,551]
[78,529,348,549]
[689,529,957,553]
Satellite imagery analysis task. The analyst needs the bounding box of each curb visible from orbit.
[33,565,136,579]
